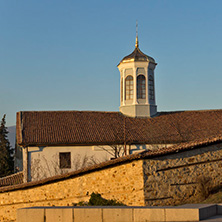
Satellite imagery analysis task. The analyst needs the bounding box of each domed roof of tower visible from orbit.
[119,36,156,65]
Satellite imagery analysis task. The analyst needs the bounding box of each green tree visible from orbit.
[0,114,14,177]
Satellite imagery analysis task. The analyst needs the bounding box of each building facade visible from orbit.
[15,35,222,183]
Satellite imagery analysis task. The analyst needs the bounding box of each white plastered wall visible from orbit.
[28,146,110,181]
[26,143,173,181]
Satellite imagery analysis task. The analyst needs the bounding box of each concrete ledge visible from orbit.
[199,204,217,220]
[17,204,220,222]
[17,207,44,222]
[74,208,102,222]
[45,207,73,222]
[103,207,133,222]
[134,207,165,222]
[166,208,199,221]
[217,204,222,215]
[165,204,217,221]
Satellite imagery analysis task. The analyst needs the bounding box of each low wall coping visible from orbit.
[17,204,222,222]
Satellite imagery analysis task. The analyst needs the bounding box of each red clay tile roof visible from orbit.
[2,135,222,192]
[16,109,222,146]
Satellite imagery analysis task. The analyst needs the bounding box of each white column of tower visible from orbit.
[145,67,149,104]
[133,67,137,104]
[123,69,125,106]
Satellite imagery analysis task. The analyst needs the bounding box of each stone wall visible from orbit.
[0,160,144,222]
[2,141,222,221]
[143,143,222,206]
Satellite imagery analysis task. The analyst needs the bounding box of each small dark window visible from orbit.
[59,152,71,169]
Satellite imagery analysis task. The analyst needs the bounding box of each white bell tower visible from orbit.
[118,28,157,118]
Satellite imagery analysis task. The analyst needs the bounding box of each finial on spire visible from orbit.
[135,20,139,48]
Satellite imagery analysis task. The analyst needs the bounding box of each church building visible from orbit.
[15,34,222,182]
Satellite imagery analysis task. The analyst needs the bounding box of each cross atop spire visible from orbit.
[135,20,139,48]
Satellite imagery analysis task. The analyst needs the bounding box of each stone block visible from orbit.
[17,207,45,222]
[165,208,199,221]
[74,207,102,222]
[165,204,217,221]
[217,204,222,215]
[199,204,217,220]
[45,207,73,222]
[103,207,133,222]
[134,207,165,222]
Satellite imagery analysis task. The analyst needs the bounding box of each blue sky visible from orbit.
[1,0,222,126]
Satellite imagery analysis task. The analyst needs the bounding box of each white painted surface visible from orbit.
[118,58,157,117]
[18,143,172,181]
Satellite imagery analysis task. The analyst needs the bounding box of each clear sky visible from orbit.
[1,0,222,126]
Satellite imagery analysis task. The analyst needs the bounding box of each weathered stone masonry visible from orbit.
[0,160,145,222]
[143,143,222,206]
[1,139,222,221]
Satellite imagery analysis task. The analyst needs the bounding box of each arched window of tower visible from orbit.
[125,76,133,100]
[137,75,146,99]
[148,75,154,101]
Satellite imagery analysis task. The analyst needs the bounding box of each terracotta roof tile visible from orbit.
[16,109,222,146]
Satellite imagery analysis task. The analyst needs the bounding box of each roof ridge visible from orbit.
[17,110,120,114]
[17,109,222,115]
[159,109,222,113]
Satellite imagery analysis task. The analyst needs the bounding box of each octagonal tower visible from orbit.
[118,35,157,118]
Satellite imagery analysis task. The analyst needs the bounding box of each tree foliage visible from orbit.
[88,192,125,206]
[74,192,125,206]
[0,114,14,177]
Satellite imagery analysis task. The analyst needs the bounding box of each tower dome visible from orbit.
[119,39,155,64]
[118,32,157,118]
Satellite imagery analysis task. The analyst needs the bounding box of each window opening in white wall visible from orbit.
[59,152,71,169]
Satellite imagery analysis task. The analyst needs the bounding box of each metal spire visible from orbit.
[135,20,139,48]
